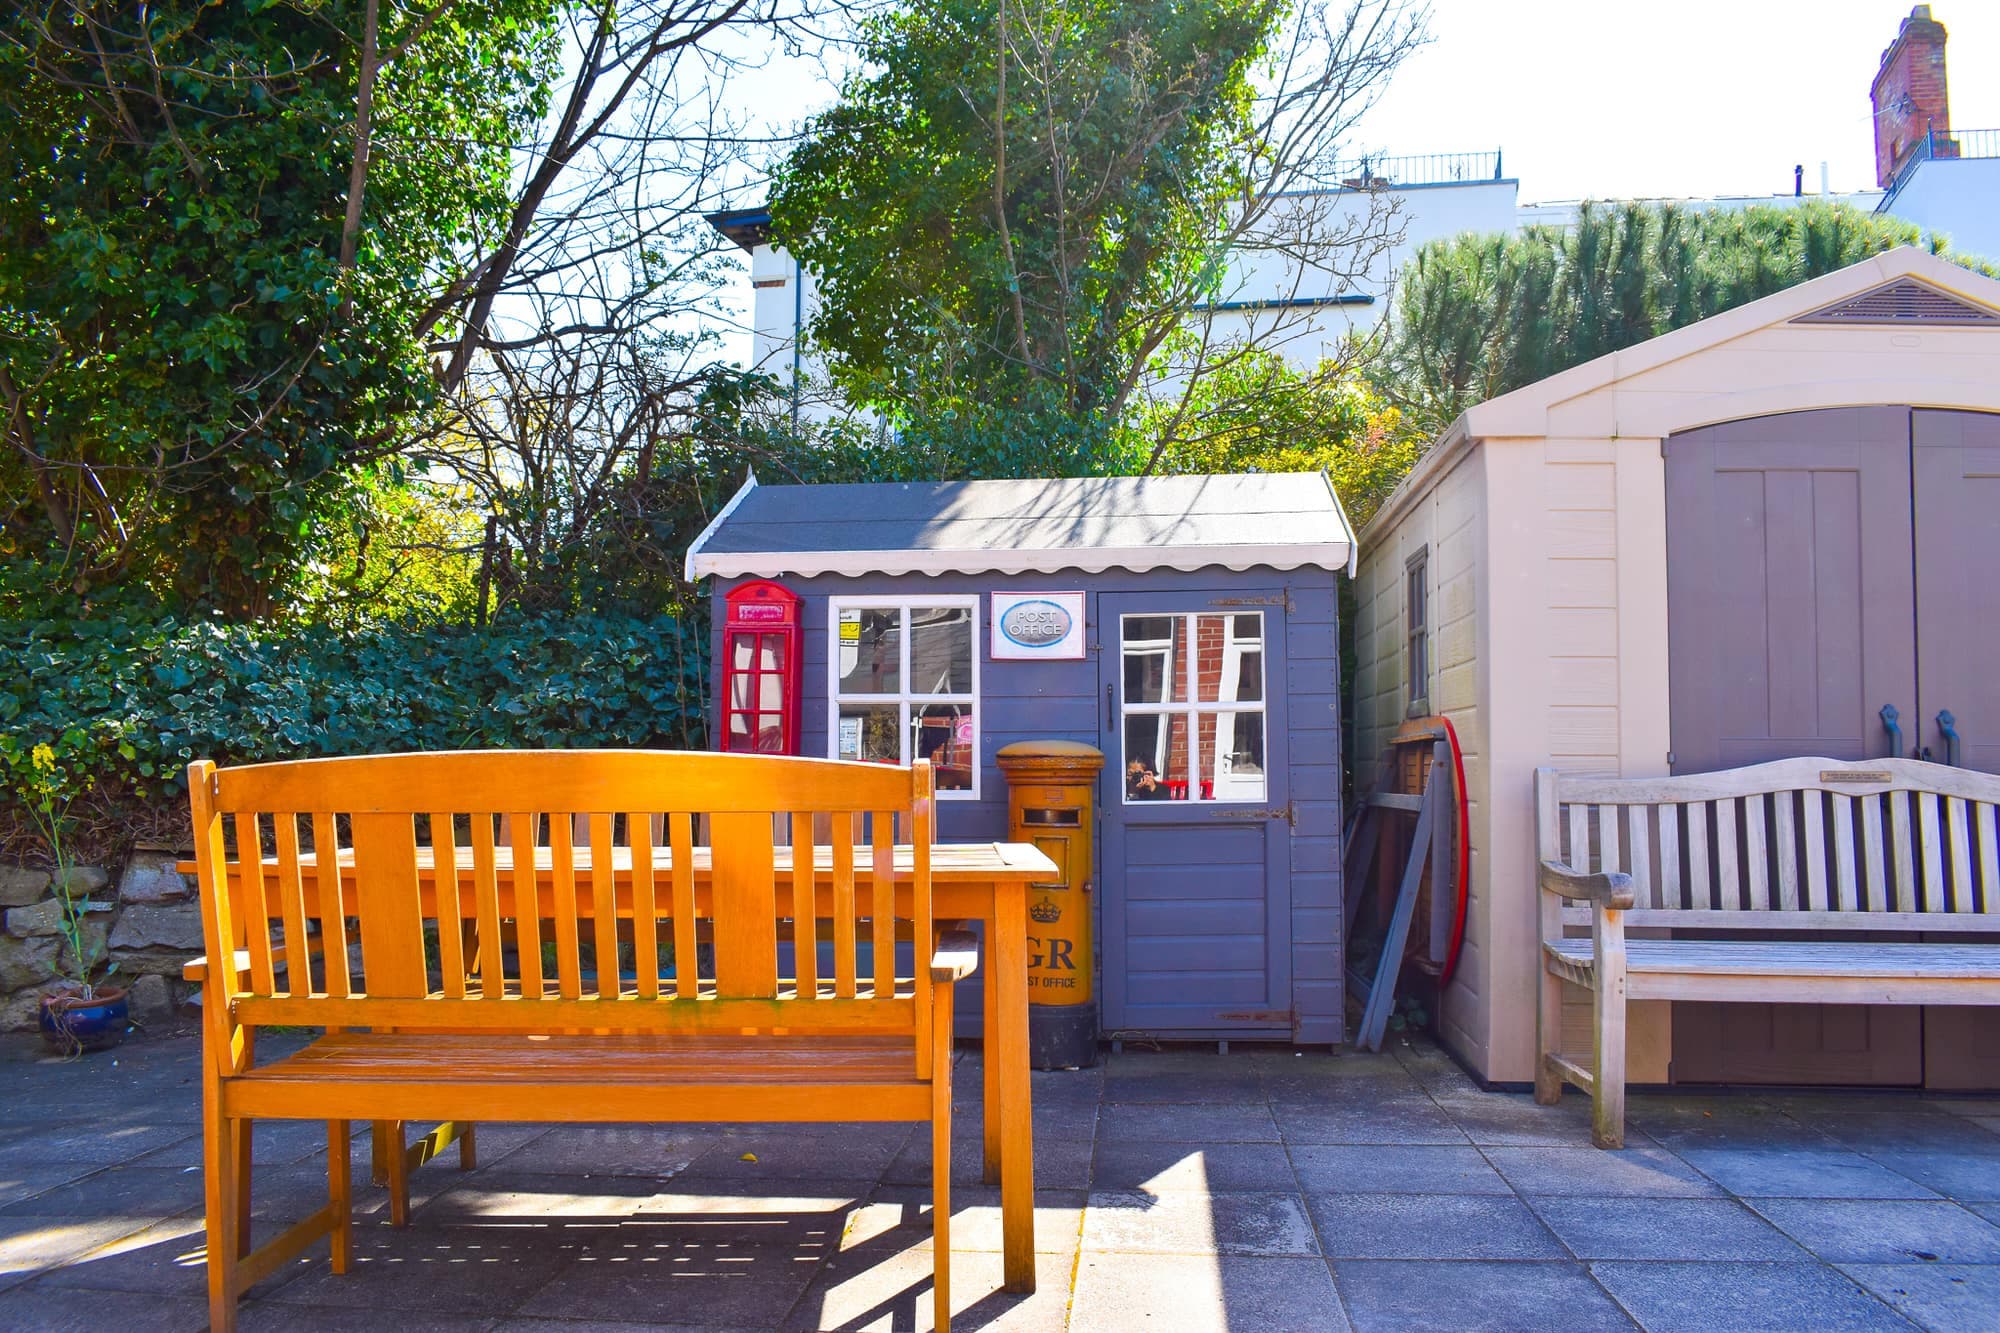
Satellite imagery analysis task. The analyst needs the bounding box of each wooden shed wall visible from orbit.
[1359,281,2000,1085]
[708,564,1346,1042]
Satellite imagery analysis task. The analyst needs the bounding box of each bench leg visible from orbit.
[1592,984,1627,1149]
[328,1121,353,1274]
[1534,959,1564,1107]
[933,979,955,1333]
[384,1120,411,1228]
[204,1079,243,1333]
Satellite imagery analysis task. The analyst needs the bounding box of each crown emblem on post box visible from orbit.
[1029,897,1062,924]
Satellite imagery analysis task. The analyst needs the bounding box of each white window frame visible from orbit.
[828,595,981,800]
[1119,611,1267,805]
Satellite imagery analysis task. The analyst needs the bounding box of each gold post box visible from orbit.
[996,740,1104,1069]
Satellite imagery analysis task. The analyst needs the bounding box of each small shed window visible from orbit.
[1406,548,1430,716]
[830,598,979,797]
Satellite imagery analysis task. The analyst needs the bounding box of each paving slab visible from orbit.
[783,1245,1075,1332]
[478,1124,717,1180]
[1677,1147,1943,1199]
[0,1282,210,1332]
[1306,1192,1566,1261]
[1069,1252,1348,1332]
[1332,1259,1634,1332]
[1097,1101,1282,1145]
[846,1186,1087,1255]
[1082,1189,1317,1257]
[1483,1146,1723,1198]
[1431,1093,1626,1148]
[1289,1145,1511,1196]
[1527,1197,1810,1262]
[1090,1141,1297,1194]
[1838,1262,2000,1333]
[265,1226,591,1317]
[1745,1198,2000,1265]
[1860,1150,2000,1202]
[1587,1260,1912,1332]
[1272,1099,1470,1147]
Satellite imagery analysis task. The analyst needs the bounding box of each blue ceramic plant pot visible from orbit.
[38,986,130,1055]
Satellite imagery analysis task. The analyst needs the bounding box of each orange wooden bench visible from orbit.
[186,750,973,1333]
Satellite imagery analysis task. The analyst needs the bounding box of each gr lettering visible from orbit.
[1027,936,1075,970]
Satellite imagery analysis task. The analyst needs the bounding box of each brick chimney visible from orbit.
[1872,5,1953,188]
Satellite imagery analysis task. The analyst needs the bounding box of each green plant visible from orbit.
[0,733,111,994]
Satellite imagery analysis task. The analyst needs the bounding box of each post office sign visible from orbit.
[990,591,1086,660]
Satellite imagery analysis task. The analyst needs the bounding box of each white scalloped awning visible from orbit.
[684,471,1357,581]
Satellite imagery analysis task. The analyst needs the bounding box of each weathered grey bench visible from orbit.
[1534,757,2000,1147]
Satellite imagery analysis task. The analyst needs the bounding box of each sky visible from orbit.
[721,0,1999,201]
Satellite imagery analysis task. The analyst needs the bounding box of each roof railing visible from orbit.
[1883,126,2000,205]
[1334,150,1505,189]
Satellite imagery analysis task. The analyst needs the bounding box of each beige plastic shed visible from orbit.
[1354,247,2000,1088]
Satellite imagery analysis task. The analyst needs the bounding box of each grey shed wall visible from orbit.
[707,564,1346,1044]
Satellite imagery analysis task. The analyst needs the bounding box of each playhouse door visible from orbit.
[1097,592,1292,1038]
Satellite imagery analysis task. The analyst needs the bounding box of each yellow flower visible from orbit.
[30,743,55,773]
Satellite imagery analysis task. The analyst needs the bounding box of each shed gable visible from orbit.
[1791,276,2000,328]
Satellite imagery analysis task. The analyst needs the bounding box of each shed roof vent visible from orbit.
[1792,276,2000,326]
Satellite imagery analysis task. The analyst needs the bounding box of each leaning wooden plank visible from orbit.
[1357,779,1434,1052]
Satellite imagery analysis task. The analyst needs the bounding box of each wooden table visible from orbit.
[189,839,1054,1292]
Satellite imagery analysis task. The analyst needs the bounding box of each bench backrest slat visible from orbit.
[1540,757,2000,932]
[191,750,936,1031]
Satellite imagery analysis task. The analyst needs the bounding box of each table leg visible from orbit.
[993,881,1035,1293]
[982,921,1002,1186]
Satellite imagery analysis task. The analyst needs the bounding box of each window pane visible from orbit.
[1196,613,1263,703]
[911,702,975,791]
[757,673,784,711]
[1122,615,1179,704]
[749,713,786,754]
[1203,710,1267,802]
[728,672,754,710]
[731,634,753,670]
[837,704,901,763]
[758,633,787,672]
[836,608,901,694]
[1123,712,1191,802]
[727,710,752,746]
[909,606,973,694]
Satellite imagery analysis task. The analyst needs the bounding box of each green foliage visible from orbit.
[1377,200,2000,435]
[0,611,710,816]
[770,0,1271,477]
[1140,345,1428,529]
[0,0,558,615]
[0,732,106,987]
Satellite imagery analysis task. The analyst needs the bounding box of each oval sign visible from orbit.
[1000,599,1072,648]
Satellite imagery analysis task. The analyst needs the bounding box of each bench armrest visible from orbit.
[931,928,980,983]
[183,939,322,985]
[1539,859,1635,910]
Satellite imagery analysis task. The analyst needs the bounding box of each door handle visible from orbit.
[1880,704,1903,760]
[1938,710,1962,767]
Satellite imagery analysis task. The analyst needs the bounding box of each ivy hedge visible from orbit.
[2,612,711,812]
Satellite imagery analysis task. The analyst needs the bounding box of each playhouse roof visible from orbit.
[684,471,1357,580]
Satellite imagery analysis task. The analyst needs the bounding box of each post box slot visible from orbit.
[1023,808,1081,826]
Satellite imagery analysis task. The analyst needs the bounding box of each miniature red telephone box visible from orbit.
[719,580,802,754]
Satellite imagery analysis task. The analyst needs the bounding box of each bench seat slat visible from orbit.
[1546,938,2000,978]
[244,1031,919,1081]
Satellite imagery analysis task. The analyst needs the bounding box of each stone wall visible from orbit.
[0,845,202,1032]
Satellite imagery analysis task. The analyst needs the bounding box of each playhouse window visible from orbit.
[830,598,979,797]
